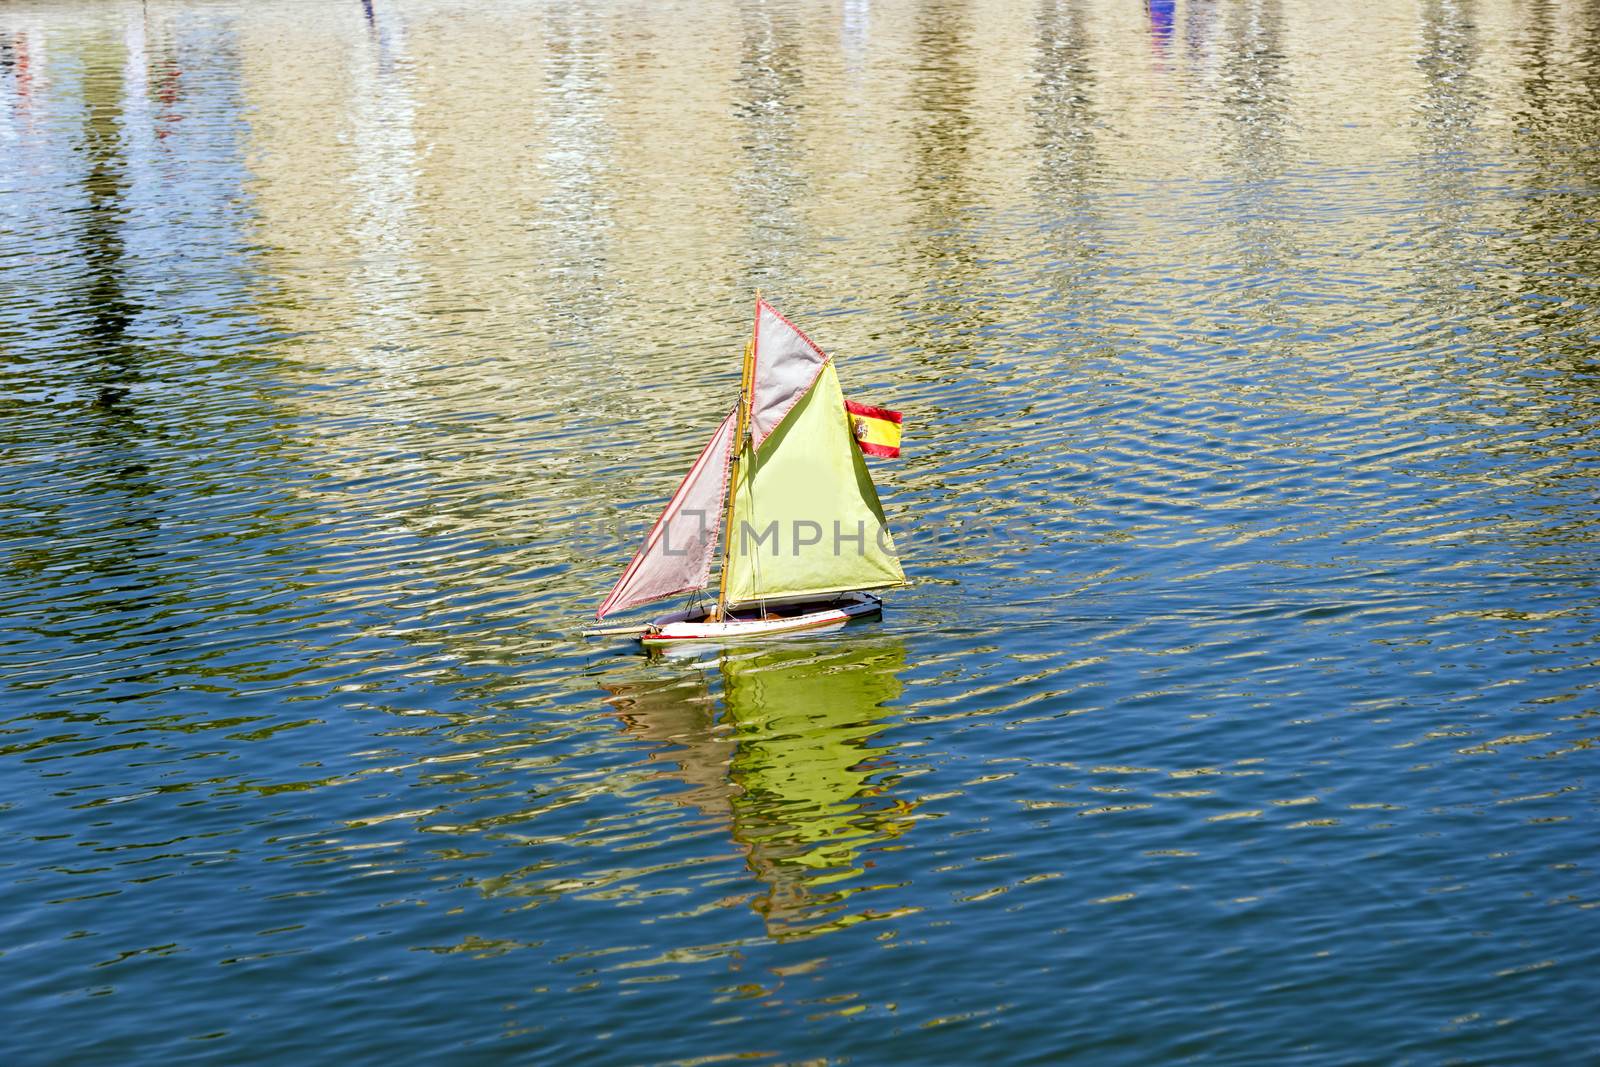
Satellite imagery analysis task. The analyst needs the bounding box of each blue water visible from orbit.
[2,0,1598,1062]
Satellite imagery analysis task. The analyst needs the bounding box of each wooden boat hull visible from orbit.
[640,592,883,647]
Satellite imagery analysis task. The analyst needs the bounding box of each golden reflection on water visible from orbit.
[20,0,1595,476]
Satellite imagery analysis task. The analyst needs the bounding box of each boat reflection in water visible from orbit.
[603,636,912,939]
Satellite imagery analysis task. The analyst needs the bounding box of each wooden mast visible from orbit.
[714,294,760,619]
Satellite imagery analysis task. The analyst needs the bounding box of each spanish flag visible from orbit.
[845,400,903,458]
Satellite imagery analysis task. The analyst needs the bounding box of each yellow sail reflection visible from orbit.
[604,638,912,940]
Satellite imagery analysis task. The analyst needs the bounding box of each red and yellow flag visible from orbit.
[845,400,903,458]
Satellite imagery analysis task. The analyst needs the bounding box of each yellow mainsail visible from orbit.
[724,361,904,604]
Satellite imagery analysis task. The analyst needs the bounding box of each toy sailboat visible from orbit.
[592,297,906,647]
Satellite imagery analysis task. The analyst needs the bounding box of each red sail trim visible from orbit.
[595,406,737,619]
[844,400,902,423]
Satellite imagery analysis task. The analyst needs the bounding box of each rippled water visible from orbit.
[4,0,1599,1061]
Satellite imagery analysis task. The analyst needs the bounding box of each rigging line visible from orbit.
[745,427,766,618]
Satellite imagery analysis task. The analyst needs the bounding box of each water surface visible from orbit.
[3,0,1599,1062]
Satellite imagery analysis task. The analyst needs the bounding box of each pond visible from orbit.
[2,0,1598,1062]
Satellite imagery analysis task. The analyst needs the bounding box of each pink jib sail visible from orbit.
[750,299,831,448]
[595,407,739,619]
